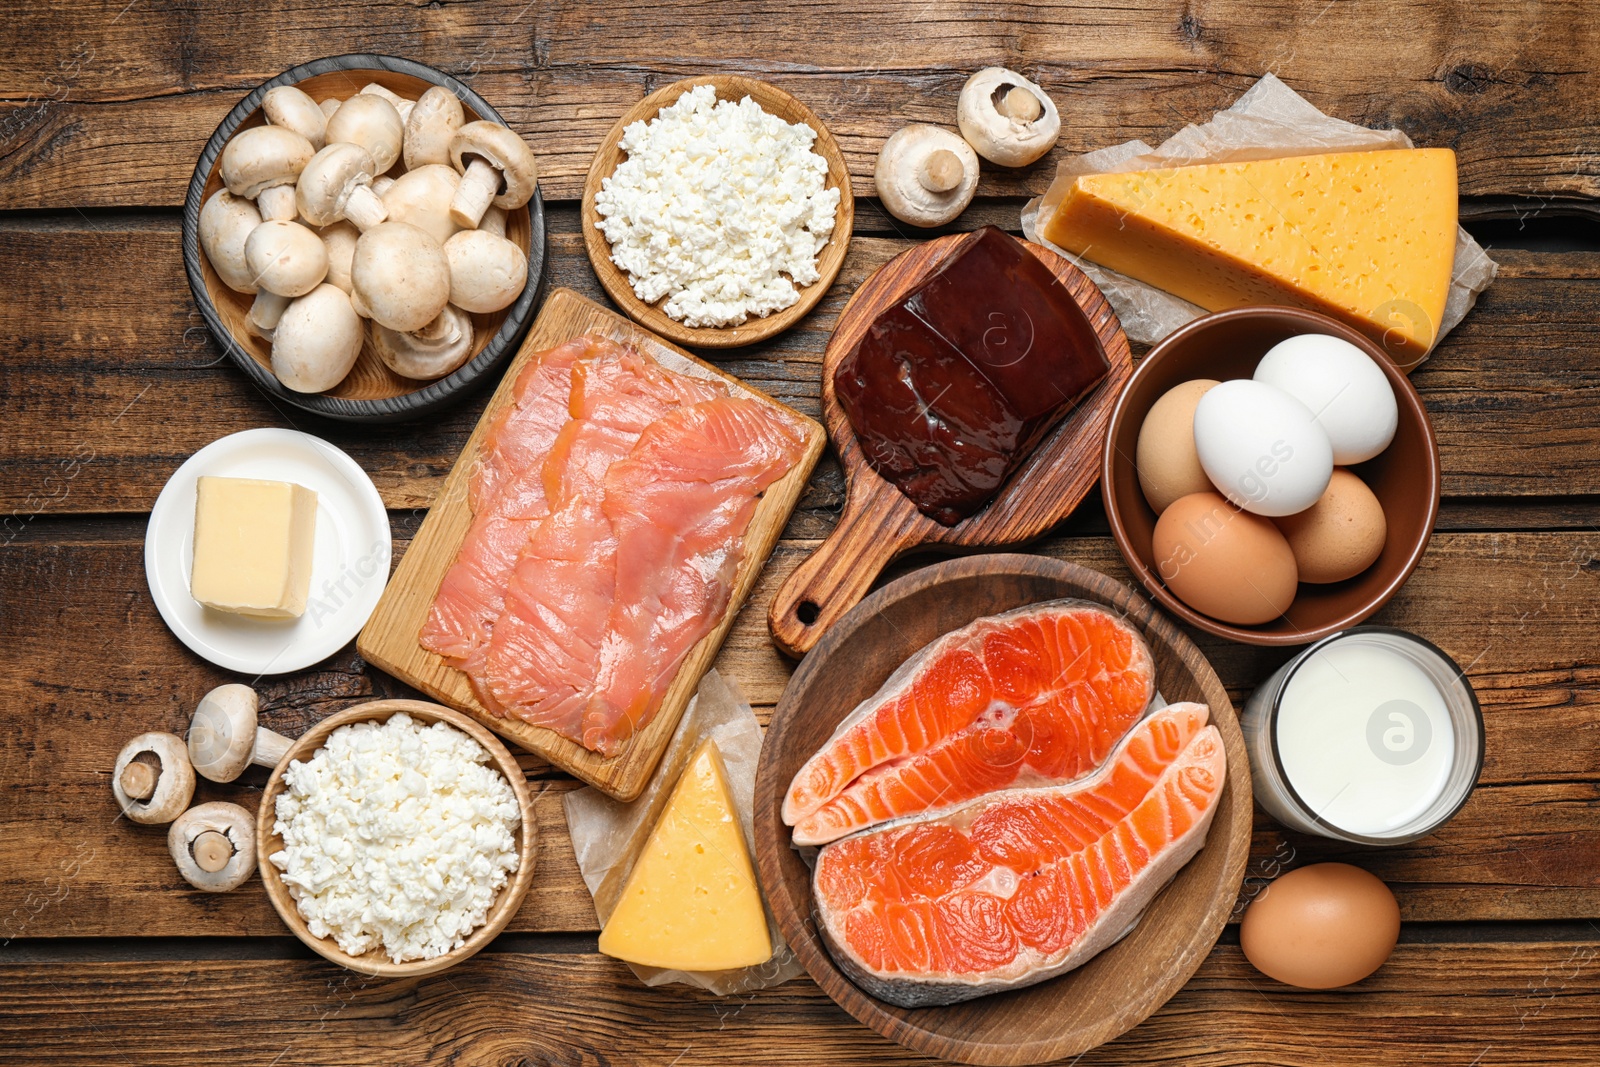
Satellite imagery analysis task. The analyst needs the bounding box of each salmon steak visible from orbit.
[783,601,1157,846]
[812,703,1224,1007]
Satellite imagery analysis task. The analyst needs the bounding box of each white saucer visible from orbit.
[144,428,391,676]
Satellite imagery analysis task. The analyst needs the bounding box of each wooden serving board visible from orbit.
[357,288,826,799]
[768,232,1134,656]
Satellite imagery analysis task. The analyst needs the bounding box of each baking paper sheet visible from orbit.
[1021,74,1499,364]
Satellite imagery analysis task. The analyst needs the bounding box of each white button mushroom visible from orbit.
[112,732,196,825]
[296,142,388,232]
[243,219,329,333]
[168,802,257,892]
[219,124,316,222]
[318,221,360,295]
[380,164,464,246]
[444,228,528,313]
[360,82,415,124]
[197,189,262,294]
[350,221,452,332]
[262,84,327,150]
[404,85,465,170]
[956,67,1061,168]
[186,683,292,783]
[372,304,476,380]
[874,125,981,228]
[325,93,404,174]
[272,283,365,392]
[448,120,539,228]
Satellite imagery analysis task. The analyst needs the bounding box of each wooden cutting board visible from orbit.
[357,288,825,800]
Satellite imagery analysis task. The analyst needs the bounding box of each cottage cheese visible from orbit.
[594,84,842,328]
[269,713,520,963]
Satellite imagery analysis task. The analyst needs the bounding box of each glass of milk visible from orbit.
[1241,626,1483,845]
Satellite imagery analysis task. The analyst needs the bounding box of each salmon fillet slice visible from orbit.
[812,703,1223,1007]
[784,601,1157,845]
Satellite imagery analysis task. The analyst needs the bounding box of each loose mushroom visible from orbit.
[444,228,528,313]
[261,84,327,150]
[350,221,451,332]
[112,732,196,825]
[404,85,465,170]
[197,189,262,294]
[874,125,980,228]
[318,221,360,294]
[243,219,329,332]
[360,82,415,124]
[372,304,476,380]
[325,93,404,174]
[186,683,292,783]
[296,142,388,231]
[956,67,1061,168]
[381,164,463,246]
[272,283,365,392]
[218,124,315,222]
[448,120,539,228]
[168,802,257,892]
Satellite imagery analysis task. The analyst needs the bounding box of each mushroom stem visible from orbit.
[254,726,292,769]
[120,761,158,801]
[249,291,291,332]
[343,184,388,231]
[192,830,234,873]
[256,184,299,222]
[450,159,501,228]
[919,149,964,193]
[996,86,1043,123]
[479,205,508,238]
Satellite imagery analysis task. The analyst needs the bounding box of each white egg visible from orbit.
[1193,380,1334,517]
[1254,334,1398,464]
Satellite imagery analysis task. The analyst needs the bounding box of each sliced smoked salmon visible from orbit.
[783,600,1156,845]
[812,703,1224,1007]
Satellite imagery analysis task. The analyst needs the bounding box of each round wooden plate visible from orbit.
[256,699,538,977]
[767,233,1133,656]
[580,74,854,349]
[753,555,1253,1066]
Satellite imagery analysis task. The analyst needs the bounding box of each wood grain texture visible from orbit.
[580,74,854,348]
[356,288,826,799]
[768,232,1133,654]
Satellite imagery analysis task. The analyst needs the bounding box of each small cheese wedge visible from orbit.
[598,739,773,971]
[1038,149,1458,366]
[189,476,317,618]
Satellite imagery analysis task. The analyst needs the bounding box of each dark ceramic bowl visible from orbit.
[182,54,547,423]
[1103,306,1440,646]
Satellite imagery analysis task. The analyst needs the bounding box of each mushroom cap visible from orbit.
[296,142,379,227]
[219,124,316,199]
[956,67,1061,168]
[351,221,452,332]
[112,732,196,825]
[325,94,404,174]
[262,84,327,150]
[168,802,257,892]
[404,85,466,170]
[198,189,262,295]
[449,121,539,210]
[380,164,464,246]
[874,125,980,228]
[187,683,260,783]
[244,219,328,298]
[318,221,360,294]
[444,229,528,313]
[372,304,476,380]
[272,283,365,392]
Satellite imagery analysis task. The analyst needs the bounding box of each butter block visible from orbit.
[598,739,773,971]
[1038,149,1457,365]
[190,476,318,618]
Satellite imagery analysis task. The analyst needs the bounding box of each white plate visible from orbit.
[145,428,391,675]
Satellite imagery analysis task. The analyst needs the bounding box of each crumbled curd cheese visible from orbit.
[269,713,520,963]
[594,84,842,328]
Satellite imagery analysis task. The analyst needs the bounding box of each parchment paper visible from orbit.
[1022,74,1499,363]
[564,670,804,994]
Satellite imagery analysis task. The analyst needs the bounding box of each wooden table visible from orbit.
[4,3,1599,1064]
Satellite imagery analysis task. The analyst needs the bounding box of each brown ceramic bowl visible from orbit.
[1103,306,1440,646]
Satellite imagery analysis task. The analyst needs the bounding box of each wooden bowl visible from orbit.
[182,54,548,423]
[1103,306,1441,646]
[580,74,853,349]
[256,699,538,977]
[753,555,1253,1066]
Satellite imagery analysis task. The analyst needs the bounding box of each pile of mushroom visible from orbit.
[199,81,539,393]
[874,66,1061,228]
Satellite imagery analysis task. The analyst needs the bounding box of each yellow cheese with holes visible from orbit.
[598,739,773,971]
[1039,149,1458,366]
[189,476,317,617]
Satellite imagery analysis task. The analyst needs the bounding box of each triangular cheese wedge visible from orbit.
[598,739,773,970]
[1039,149,1457,366]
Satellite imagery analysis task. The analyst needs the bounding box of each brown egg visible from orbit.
[1136,379,1221,513]
[1151,491,1297,625]
[1240,863,1401,989]
[1275,468,1387,583]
